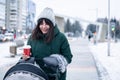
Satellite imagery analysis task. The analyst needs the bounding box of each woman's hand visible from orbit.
[22,53,30,60]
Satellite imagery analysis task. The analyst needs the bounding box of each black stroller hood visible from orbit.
[3,58,49,80]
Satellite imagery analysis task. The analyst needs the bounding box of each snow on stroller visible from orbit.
[3,57,60,80]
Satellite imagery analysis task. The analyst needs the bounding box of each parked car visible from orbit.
[4,33,14,41]
[0,34,6,42]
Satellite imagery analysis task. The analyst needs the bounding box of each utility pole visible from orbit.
[107,0,110,56]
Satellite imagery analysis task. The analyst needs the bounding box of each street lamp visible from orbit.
[107,0,110,56]
[95,8,98,44]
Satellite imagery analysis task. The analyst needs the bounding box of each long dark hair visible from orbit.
[31,18,54,43]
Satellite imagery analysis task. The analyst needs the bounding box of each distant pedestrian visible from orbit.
[88,35,92,41]
[14,34,16,39]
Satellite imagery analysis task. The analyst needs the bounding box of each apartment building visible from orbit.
[6,0,35,35]
[0,0,6,32]
[6,0,18,31]
[26,0,36,33]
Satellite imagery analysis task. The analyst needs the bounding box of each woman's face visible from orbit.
[39,20,50,34]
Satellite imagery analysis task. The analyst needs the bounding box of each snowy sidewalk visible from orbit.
[66,38,99,80]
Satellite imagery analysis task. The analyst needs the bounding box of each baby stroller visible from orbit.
[3,57,60,80]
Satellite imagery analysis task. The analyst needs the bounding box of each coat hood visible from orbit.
[38,7,56,26]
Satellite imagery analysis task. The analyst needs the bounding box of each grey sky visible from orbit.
[33,0,120,21]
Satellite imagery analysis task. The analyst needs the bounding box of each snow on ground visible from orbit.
[0,38,120,80]
[0,42,22,67]
[89,41,120,80]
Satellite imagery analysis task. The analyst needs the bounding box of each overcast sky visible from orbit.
[33,0,120,22]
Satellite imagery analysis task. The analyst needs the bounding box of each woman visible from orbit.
[23,7,73,80]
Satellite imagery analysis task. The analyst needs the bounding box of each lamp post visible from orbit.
[95,8,98,44]
[107,0,110,56]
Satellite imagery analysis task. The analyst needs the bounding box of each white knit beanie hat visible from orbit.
[38,7,56,26]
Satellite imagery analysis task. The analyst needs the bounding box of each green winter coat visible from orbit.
[27,25,73,80]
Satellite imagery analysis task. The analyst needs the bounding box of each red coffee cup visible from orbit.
[23,45,31,56]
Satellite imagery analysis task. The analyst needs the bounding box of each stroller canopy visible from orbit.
[3,62,49,80]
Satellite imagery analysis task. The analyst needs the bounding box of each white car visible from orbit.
[4,33,14,41]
